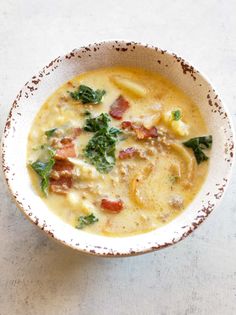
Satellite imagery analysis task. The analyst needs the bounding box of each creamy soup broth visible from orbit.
[27,66,211,236]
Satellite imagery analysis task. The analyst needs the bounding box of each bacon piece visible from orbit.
[55,142,76,160]
[121,121,158,140]
[121,121,132,129]
[72,127,82,138]
[60,137,73,145]
[50,160,73,194]
[50,160,73,179]
[50,177,73,194]
[61,127,82,142]
[109,96,130,120]
[101,198,124,213]
[119,147,138,159]
[56,128,81,147]
[132,125,158,140]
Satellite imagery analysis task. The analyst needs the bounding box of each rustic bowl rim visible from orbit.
[1,40,235,257]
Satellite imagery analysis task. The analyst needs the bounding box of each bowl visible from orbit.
[1,41,235,256]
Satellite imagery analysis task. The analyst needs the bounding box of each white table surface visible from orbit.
[0,1,236,314]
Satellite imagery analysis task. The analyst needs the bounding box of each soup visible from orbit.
[27,66,212,236]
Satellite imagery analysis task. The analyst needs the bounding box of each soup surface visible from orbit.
[27,66,212,236]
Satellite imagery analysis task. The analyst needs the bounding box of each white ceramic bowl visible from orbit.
[1,41,235,256]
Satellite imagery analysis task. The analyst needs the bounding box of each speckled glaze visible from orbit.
[1,41,235,256]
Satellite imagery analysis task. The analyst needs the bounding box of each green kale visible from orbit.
[45,128,57,138]
[183,135,213,164]
[109,127,122,137]
[70,85,106,104]
[84,126,121,173]
[172,110,181,121]
[76,213,99,229]
[83,110,92,116]
[84,113,110,132]
[30,146,56,195]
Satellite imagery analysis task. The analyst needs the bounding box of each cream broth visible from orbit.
[27,66,211,236]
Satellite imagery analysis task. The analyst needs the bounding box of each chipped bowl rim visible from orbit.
[1,40,235,257]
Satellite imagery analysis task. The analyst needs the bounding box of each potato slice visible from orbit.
[171,120,189,137]
[169,143,195,186]
[67,191,83,211]
[163,110,189,137]
[133,114,161,128]
[111,75,146,97]
[163,111,173,124]
[68,158,101,180]
[67,191,97,214]
[129,164,153,206]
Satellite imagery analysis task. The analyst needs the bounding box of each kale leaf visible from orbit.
[30,146,55,195]
[45,128,57,138]
[84,113,110,132]
[183,135,213,164]
[70,85,105,104]
[84,124,121,173]
[76,213,99,229]
[172,110,181,121]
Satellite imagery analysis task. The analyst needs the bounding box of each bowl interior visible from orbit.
[2,41,234,256]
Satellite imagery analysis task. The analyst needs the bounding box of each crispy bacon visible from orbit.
[109,96,130,120]
[59,128,82,144]
[72,127,82,138]
[55,142,76,160]
[121,121,132,129]
[132,125,158,139]
[119,147,138,159]
[50,160,74,179]
[51,127,81,148]
[50,160,73,194]
[60,137,73,145]
[121,121,158,140]
[50,177,73,194]
[101,198,124,213]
